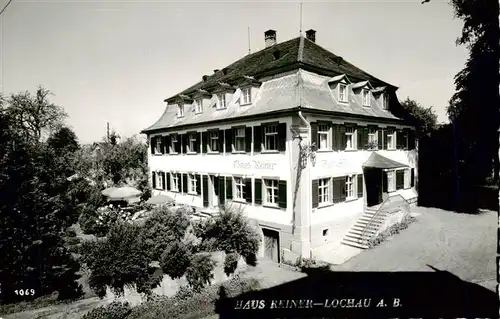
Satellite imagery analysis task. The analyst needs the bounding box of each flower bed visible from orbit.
[367,214,417,248]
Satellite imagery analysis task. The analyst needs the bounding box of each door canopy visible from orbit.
[362,152,408,169]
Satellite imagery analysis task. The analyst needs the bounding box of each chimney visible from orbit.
[305,29,316,43]
[264,29,277,48]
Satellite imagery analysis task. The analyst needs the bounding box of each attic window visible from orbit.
[380,93,388,110]
[222,68,228,75]
[217,93,226,110]
[362,89,370,107]
[272,50,281,60]
[334,56,343,64]
[242,87,251,105]
[178,104,185,117]
[339,84,348,103]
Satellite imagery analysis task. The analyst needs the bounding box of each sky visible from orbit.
[0,0,467,144]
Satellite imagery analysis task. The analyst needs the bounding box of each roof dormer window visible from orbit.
[195,98,203,114]
[217,93,226,110]
[339,83,348,103]
[241,87,252,105]
[178,104,185,117]
[362,89,370,107]
[380,93,388,110]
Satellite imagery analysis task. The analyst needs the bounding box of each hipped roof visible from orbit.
[363,152,408,169]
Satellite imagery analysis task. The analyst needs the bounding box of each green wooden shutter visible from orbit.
[278,180,287,208]
[278,123,287,152]
[396,130,403,150]
[339,125,346,150]
[218,176,225,205]
[331,124,339,151]
[175,135,181,153]
[396,170,404,190]
[357,174,363,198]
[166,172,171,191]
[202,132,207,153]
[254,179,262,205]
[202,175,209,207]
[165,135,171,154]
[332,178,342,203]
[217,130,224,152]
[196,174,201,195]
[150,137,156,154]
[181,134,188,154]
[312,179,319,208]
[244,179,252,203]
[226,176,232,200]
[311,123,318,149]
[377,129,383,150]
[225,129,233,153]
[253,126,262,152]
[152,172,156,189]
[383,171,388,192]
[340,177,347,202]
[408,130,416,150]
[357,126,363,150]
[245,127,252,153]
[182,173,188,194]
[383,130,388,150]
[411,168,415,187]
[161,172,166,190]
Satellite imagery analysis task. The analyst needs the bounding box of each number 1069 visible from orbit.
[15,289,35,296]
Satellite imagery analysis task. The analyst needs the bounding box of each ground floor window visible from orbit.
[171,173,180,191]
[156,172,163,190]
[387,170,395,192]
[345,175,355,199]
[234,176,245,200]
[318,178,331,204]
[404,169,411,188]
[263,179,278,205]
[188,173,197,193]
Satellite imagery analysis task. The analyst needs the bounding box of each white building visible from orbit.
[141,29,418,264]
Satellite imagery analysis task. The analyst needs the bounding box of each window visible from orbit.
[345,175,355,199]
[155,137,162,154]
[242,87,251,104]
[318,178,331,204]
[188,132,197,153]
[387,129,396,150]
[234,177,245,201]
[263,179,278,205]
[195,99,203,114]
[387,170,395,192]
[188,173,197,193]
[234,128,245,152]
[345,126,355,150]
[318,124,330,150]
[396,170,404,190]
[263,125,278,151]
[339,84,347,103]
[217,94,226,109]
[404,169,411,189]
[171,173,180,191]
[156,172,163,189]
[209,131,219,152]
[381,93,388,110]
[368,127,378,149]
[178,104,184,117]
[171,135,178,153]
[362,89,370,107]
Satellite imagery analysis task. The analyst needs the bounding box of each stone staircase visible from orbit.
[341,206,387,249]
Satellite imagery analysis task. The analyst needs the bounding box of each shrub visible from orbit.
[186,253,216,292]
[223,252,239,277]
[293,257,330,272]
[142,206,191,260]
[79,222,158,298]
[127,277,261,319]
[195,206,260,270]
[159,241,192,280]
[82,301,131,319]
[367,214,417,248]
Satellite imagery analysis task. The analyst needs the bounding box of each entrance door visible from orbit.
[365,168,383,207]
[262,228,280,263]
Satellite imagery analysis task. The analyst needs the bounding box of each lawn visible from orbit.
[330,206,497,291]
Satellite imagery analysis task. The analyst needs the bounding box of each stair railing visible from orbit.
[359,194,410,243]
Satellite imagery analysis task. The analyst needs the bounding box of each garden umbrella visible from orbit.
[145,194,174,205]
[101,186,142,201]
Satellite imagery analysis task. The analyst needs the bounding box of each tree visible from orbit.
[4,86,67,142]
[47,126,80,155]
[399,98,438,138]
[424,0,499,199]
[79,222,160,298]
[0,98,82,303]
